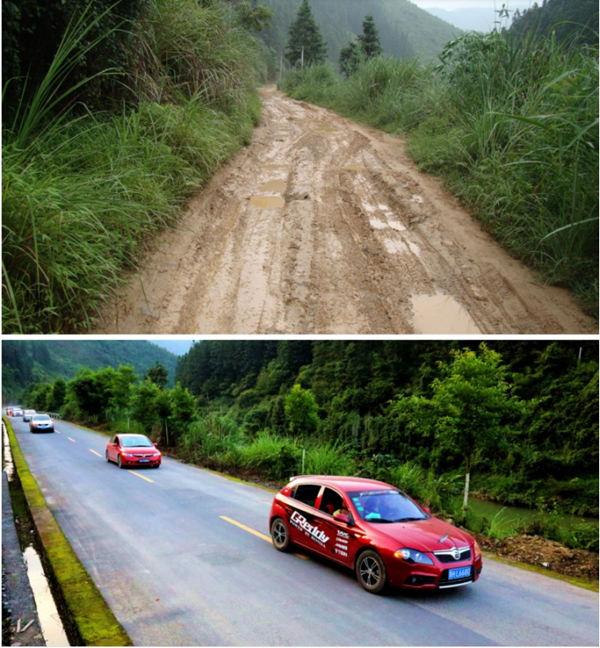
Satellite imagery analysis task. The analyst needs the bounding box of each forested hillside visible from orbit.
[510,0,598,45]
[259,0,461,71]
[173,340,598,518]
[2,340,178,399]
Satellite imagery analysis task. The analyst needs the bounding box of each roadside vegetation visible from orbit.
[280,21,599,314]
[14,340,598,554]
[2,0,269,333]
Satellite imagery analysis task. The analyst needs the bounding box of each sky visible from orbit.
[411,1,535,8]
[410,0,538,31]
[151,339,197,356]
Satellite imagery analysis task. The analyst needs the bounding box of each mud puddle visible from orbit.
[412,293,481,334]
[94,86,597,334]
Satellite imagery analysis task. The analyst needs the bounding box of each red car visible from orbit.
[105,433,162,469]
[269,475,482,594]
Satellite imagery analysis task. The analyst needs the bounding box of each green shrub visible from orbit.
[237,431,300,480]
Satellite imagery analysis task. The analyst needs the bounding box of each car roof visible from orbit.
[288,475,395,492]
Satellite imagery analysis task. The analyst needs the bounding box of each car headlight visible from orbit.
[122,452,135,458]
[394,548,434,565]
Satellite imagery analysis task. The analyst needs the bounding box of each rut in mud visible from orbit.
[94,86,596,334]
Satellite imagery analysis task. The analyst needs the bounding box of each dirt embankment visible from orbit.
[94,86,596,334]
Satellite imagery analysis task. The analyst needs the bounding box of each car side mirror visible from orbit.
[423,506,431,515]
[333,512,353,526]
[153,442,158,447]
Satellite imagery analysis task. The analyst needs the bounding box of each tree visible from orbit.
[358,15,382,59]
[146,362,168,389]
[236,1,273,32]
[284,0,327,68]
[48,378,67,413]
[284,383,319,435]
[391,344,525,508]
[339,41,361,77]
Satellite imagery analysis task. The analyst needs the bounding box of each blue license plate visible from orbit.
[448,566,471,580]
[138,458,150,463]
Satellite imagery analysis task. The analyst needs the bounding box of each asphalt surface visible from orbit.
[9,416,599,646]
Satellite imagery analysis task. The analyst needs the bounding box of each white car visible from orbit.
[22,409,36,422]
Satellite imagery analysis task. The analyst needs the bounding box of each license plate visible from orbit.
[138,458,150,463]
[448,566,471,580]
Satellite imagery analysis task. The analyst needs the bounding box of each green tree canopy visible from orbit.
[284,383,319,435]
[358,15,382,59]
[392,344,526,507]
[339,41,361,77]
[284,0,327,67]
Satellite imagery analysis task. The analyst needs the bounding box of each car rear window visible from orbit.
[292,484,321,507]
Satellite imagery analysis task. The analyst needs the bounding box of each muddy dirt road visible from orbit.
[94,86,596,334]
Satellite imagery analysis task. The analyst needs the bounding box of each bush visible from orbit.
[237,431,300,480]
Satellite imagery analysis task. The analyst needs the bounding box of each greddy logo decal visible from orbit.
[290,511,329,545]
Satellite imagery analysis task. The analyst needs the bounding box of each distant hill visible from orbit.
[259,0,462,69]
[2,340,178,401]
[509,0,598,45]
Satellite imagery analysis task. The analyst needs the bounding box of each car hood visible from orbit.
[371,515,473,552]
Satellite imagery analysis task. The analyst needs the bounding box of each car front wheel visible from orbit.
[356,550,387,594]
[117,455,124,469]
[270,517,291,552]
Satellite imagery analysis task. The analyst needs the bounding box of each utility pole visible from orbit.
[301,46,304,69]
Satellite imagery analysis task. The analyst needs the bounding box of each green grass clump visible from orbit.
[281,30,598,315]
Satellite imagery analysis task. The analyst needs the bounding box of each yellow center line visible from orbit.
[89,449,102,458]
[218,515,309,560]
[220,515,272,543]
[67,437,76,443]
[127,470,154,484]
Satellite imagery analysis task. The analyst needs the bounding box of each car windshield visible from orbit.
[349,489,428,523]
[32,415,50,421]
[121,435,153,448]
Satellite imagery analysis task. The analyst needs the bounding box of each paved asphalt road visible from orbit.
[10,417,599,646]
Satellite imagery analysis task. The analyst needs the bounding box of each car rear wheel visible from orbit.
[356,550,387,594]
[270,517,291,552]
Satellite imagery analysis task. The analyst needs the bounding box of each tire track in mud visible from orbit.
[94,86,596,334]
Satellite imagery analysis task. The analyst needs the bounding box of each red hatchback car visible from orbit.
[105,433,162,469]
[269,475,482,593]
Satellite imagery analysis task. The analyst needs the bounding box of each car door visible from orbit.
[107,436,120,461]
[284,483,330,552]
[315,487,365,568]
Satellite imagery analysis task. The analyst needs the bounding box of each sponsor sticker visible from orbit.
[290,510,329,546]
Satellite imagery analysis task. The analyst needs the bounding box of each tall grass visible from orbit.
[281,31,598,314]
[2,0,262,333]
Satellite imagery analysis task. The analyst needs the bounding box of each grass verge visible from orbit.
[4,417,132,645]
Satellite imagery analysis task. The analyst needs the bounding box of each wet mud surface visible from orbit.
[94,86,596,334]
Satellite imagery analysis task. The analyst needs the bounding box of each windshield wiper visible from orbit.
[393,516,424,522]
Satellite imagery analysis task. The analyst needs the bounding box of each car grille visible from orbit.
[434,546,471,563]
